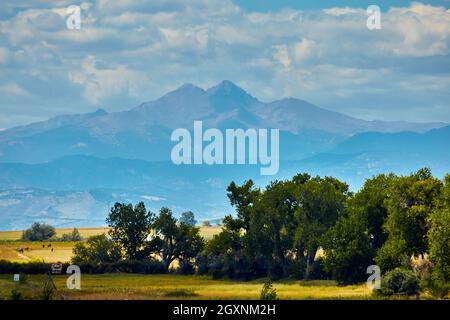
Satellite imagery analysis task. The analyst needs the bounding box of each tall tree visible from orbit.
[321,174,393,283]
[107,202,153,260]
[428,174,450,282]
[149,207,204,271]
[376,168,442,271]
[22,222,55,241]
[294,176,349,278]
[258,180,297,278]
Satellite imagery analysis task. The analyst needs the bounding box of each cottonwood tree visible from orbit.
[22,222,56,241]
[376,168,442,271]
[72,234,122,265]
[294,175,349,279]
[428,174,450,284]
[107,202,154,260]
[321,174,393,283]
[149,207,204,271]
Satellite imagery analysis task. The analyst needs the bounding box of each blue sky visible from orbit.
[0,0,449,129]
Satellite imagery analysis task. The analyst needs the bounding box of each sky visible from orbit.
[0,0,449,129]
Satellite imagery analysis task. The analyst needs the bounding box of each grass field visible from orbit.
[0,227,222,263]
[0,227,111,241]
[0,274,372,300]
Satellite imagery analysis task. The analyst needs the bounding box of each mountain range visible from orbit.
[0,81,448,229]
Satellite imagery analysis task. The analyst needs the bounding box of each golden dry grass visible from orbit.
[0,242,77,263]
[0,227,110,241]
[0,274,372,300]
[0,226,219,241]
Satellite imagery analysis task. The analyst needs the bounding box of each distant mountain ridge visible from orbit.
[0,80,445,163]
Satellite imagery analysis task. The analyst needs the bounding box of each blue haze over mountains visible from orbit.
[0,81,448,229]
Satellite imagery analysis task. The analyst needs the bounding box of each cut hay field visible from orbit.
[0,273,372,300]
[0,226,222,263]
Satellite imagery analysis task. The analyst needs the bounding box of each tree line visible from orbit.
[72,168,449,295]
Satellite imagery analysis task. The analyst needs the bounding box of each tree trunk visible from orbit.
[304,247,318,280]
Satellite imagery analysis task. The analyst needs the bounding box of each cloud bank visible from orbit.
[0,0,449,128]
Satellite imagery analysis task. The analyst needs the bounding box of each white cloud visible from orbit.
[0,1,449,126]
[294,39,317,64]
[323,7,363,16]
[272,44,292,70]
[142,195,166,201]
[384,3,450,56]
[68,56,147,105]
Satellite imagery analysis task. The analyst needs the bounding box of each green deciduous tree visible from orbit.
[149,207,204,271]
[180,211,197,226]
[321,174,393,283]
[294,175,349,279]
[22,222,56,241]
[72,234,122,265]
[426,174,450,297]
[107,202,154,260]
[376,168,442,271]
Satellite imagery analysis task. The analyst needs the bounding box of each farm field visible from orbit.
[0,274,372,300]
[0,227,222,263]
[0,227,110,241]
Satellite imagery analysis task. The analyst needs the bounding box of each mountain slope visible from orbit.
[0,81,445,163]
[0,125,449,228]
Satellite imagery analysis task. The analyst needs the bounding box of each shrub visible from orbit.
[308,258,332,280]
[18,272,28,284]
[260,280,277,300]
[61,228,82,242]
[41,278,55,300]
[0,259,165,275]
[72,234,122,265]
[77,259,166,274]
[0,260,54,274]
[178,260,195,275]
[10,289,24,300]
[376,268,420,296]
[421,275,449,299]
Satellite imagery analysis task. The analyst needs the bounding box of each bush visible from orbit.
[0,260,55,274]
[41,278,55,300]
[260,280,277,300]
[77,259,166,274]
[18,272,28,284]
[0,259,165,275]
[178,260,195,275]
[72,234,122,265]
[61,228,82,242]
[308,258,332,280]
[376,268,420,296]
[10,289,24,300]
[421,275,449,299]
